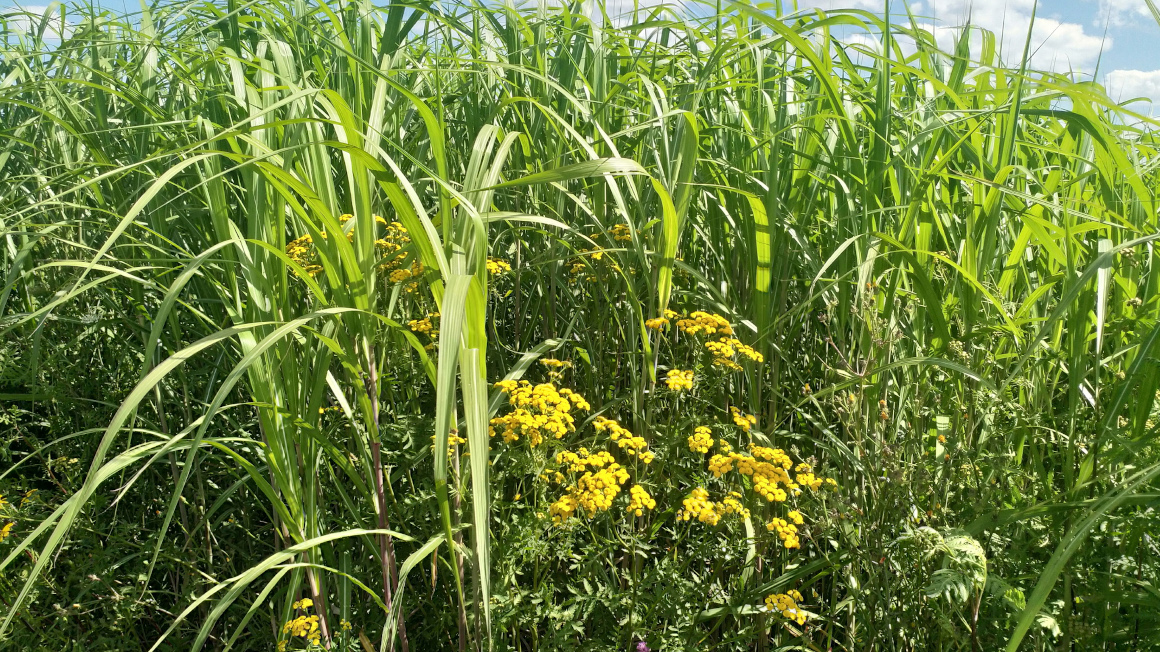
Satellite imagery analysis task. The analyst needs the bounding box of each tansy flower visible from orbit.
[764,592,807,625]
[626,485,656,516]
[645,317,669,330]
[665,369,694,391]
[730,407,757,432]
[688,426,713,453]
[486,257,512,274]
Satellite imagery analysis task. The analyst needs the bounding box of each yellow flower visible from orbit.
[787,510,804,525]
[594,416,654,462]
[608,223,633,242]
[340,619,352,631]
[664,369,694,391]
[486,257,512,274]
[766,517,800,548]
[0,522,14,542]
[688,426,713,453]
[730,407,757,432]
[292,598,313,610]
[764,592,807,625]
[676,311,732,336]
[645,317,669,330]
[626,484,656,516]
[490,381,589,447]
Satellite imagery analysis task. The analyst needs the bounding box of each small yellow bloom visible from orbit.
[665,369,694,391]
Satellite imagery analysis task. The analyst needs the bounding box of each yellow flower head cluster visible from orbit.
[676,311,733,336]
[286,234,323,277]
[374,219,411,265]
[677,488,750,524]
[787,509,804,525]
[764,591,806,625]
[796,471,824,491]
[555,447,614,473]
[706,444,803,503]
[539,357,571,380]
[282,614,321,645]
[550,461,630,522]
[766,517,800,548]
[626,484,656,516]
[705,337,764,370]
[388,259,425,287]
[720,491,750,519]
[609,223,633,242]
[432,432,467,456]
[408,312,439,337]
[730,407,757,432]
[567,248,620,283]
[688,426,713,453]
[594,416,654,463]
[486,257,512,274]
[677,487,721,525]
[644,317,669,330]
[490,381,589,446]
[0,521,13,542]
[665,369,694,391]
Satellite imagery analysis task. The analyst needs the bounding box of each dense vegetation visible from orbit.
[3,0,1160,649]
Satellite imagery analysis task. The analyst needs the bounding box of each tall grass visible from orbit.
[2,0,1160,649]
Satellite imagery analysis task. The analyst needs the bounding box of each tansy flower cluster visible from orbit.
[677,487,722,525]
[432,432,467,456]
[374,218,410,266]
[486,257,512,274]
[765,590,807,625]
[665,369,694,391]
[281,599,321,647]
[794,463,830,491]
[688,426,713,453]
[608,223,633,242]
[730,407,757,432]
[766,517,800,549]
[567,248,620,283]
[594,416,654,463]
[626,484,656,516]
[408,312,439,349]
[677,488,751,525]
[645,309,680,330]
[490,381,590,447]
[286,234,323,277]
[539,358,570,381]
[675,311,733,336]
[705,337,764,370]
[549,455,630,523]
[707,444,831,504]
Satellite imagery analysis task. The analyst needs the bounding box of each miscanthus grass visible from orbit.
[3,0,1160,650]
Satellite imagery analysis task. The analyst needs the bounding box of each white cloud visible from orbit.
[797,0,1110,74]
[923,0,1109,72]
[1098,0,1152,28]
[3,4,73,39]
[1104,68,1160,112]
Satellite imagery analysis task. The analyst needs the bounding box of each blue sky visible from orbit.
[6,0,1160,110]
